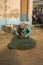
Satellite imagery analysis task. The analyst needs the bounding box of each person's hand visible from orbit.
[21,33,25,39]
[21,35,25,39]
[25,35,27,38]
[18,35,22,38]
[18,35,25,39]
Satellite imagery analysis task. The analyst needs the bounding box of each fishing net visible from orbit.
[8,37,36,50]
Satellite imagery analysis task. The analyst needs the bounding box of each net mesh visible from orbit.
[8,37,36,50]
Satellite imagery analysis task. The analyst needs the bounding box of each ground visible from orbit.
[0,26,43,65]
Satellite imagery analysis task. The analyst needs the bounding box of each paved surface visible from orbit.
[0,27,43,65]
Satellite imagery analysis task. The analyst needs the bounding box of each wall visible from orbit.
[0,0,33,30]
[0,0,20,19]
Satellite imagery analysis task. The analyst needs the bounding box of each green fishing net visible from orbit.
[8,37,36,50]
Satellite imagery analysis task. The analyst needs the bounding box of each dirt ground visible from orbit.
[0,26,43,65]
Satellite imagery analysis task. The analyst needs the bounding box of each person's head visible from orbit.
[19,23,26,29]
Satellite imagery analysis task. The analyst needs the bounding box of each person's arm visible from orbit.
[25,26,32,38]
[15,29,19,36]
[13,27,19,36]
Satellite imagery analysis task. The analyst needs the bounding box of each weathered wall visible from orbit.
[0,0,5,18]
[0,0,33,30]
[28,0,33,20]
[0,0,20,19]
[0,0,33,19]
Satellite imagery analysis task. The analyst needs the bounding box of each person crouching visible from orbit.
[13,23,32,39]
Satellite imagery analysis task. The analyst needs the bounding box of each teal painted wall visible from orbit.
[21,14,27,21]
[0,19,32,30]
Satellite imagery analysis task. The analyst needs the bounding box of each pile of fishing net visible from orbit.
[8,37,36,50]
